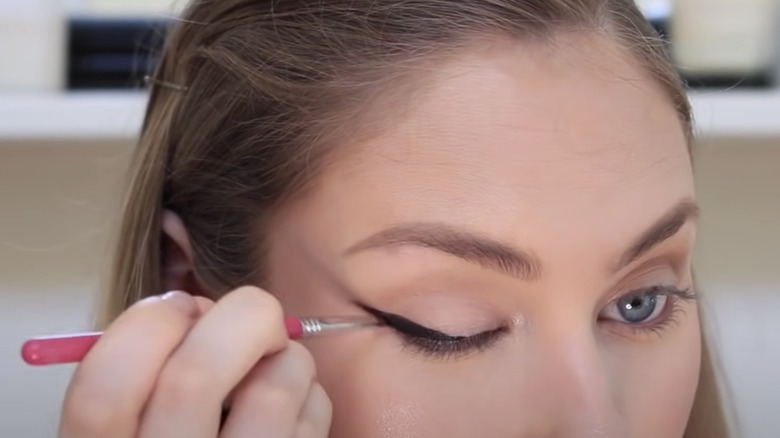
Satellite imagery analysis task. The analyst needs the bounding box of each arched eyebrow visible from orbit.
[344,223,542,281]
[613,198,699,272]
[344,198,698,281]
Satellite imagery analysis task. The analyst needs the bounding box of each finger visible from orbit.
[294,384,333,438]
[194,295,215,314]
[219,342,317,438]
[59,291,202,438]
[138,286,289,438]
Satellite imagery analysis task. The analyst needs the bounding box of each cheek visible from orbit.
[303,337,431,438]
[617,308,702,437]
[374,402,425,438]
[305,335,539,438]
[303,334,519,438]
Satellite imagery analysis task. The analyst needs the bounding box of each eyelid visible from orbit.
[359,304,464,340]
[604,263,692,305]
[361,302,509,360]
[622,284,697,301]
[606,284,695,310]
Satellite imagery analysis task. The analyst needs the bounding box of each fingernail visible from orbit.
[161,290,198,315]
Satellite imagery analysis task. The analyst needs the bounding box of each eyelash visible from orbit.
[397,327,508,360]
[364,285,696,360]
[601,285,697,339]
[360,305,508,359]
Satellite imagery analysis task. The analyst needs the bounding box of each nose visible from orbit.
[531,318,625,438]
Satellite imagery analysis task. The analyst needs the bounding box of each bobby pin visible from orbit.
[143,75,189,92]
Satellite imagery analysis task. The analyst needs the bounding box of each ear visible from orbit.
[160,210,205,295]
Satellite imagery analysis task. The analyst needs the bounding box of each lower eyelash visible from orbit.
[623,301,685,338]
[398,327,507,360]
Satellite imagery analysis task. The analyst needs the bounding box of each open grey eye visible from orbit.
[600,286,694,327]
[616,293,660,323]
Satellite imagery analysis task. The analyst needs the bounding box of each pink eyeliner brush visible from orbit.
[21,316,377,366]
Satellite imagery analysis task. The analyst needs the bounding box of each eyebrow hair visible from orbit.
[344,223,542,280]
[614,198,699,271]
[344,198,698,281]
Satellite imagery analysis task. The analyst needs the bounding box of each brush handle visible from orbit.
[21,316,306,366]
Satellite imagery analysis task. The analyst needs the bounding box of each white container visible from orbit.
[0,0,67,92]
[85,0,182,15]
[636,0,672,23]
[671,0,780,79]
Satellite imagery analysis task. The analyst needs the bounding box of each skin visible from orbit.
[58,33,701,438]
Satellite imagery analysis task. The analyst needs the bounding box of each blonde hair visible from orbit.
[103,1,732,436]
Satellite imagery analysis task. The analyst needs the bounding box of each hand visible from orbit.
[58,286,332,438]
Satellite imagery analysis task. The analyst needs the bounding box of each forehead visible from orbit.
[316,34,693,246]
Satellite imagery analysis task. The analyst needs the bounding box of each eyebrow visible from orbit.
[614,198,699,271]
[344,198,699,281]
[344,222,542,281]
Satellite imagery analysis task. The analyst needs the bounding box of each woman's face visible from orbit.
[266,35,700,438]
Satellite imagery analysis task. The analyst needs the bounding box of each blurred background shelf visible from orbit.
[0,92,148,142]
[689,90,780,140]
[0,89,778,143]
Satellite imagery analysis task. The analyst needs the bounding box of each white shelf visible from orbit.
[0,91,148,142]
[0,89,778,142]
[689,90,780,140]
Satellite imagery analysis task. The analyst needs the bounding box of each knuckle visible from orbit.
[126,290,198,321]
[236,346,318,408]
[287,342,318,380]
[155,363,212,405]
[256,293,285,323]
[61,386,125,435]
[233,286,285,324]
[193,296,215,313]
[294,423,322,438]
[257,383,301,409]
[297,385,333,437]
[311,384,333,419]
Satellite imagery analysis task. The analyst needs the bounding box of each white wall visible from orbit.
[0,141,130,437]
[0,137,778,437]
[691,138,780,437]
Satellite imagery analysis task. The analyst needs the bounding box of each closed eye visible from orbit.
[359,304,507,359]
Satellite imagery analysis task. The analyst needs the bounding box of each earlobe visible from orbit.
[160,210,203,294]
